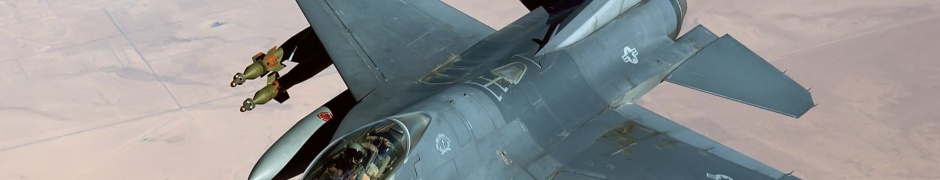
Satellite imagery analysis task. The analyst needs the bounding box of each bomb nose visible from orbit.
[240,98,256,112]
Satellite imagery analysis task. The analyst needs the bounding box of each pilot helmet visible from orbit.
[344,143,366,165]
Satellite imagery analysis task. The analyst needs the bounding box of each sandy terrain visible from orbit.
[1,0,938,179]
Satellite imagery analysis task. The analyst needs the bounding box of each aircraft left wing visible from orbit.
[295,0,494,100]
[549,104,801,180]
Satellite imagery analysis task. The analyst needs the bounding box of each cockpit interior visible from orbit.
[302,119,411,180]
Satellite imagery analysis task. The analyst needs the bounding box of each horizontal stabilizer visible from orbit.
[666,35,814,118]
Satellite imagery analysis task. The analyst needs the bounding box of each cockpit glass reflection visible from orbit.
[303,119,410,180]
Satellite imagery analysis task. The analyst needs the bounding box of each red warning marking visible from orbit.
[318,111,332,121]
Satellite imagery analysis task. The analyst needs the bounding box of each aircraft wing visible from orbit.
[550,104,800,180]
[295,0,494,100]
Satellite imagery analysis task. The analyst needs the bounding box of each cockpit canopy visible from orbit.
[302,113,429,180]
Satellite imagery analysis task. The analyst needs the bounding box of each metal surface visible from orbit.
[246,0,815,179]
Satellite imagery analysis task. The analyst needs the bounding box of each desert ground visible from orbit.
[1,0,938,179]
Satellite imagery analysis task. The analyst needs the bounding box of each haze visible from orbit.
[1,0,938,179]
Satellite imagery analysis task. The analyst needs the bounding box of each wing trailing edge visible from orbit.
[550,104,802,179]
[616,104,802,180]
[665,26,815,118]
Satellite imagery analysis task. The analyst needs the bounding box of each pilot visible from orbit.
[323,143,368,180]
[369,137,392,156]
[367,129,399,156]
[341,143,367,176]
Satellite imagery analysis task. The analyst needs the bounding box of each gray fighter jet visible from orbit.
[243,0,815,179]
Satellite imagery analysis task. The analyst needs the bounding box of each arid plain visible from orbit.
[1,0,938,179]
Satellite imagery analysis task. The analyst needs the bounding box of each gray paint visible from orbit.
[249,108,329,180]
[665,35,815,117]
[250,0,815,179]
[538,0,645,54]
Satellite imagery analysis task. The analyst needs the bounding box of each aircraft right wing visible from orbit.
[548,104,801,180]
[295,0,494,100]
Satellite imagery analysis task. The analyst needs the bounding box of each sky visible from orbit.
[1,0,939,179]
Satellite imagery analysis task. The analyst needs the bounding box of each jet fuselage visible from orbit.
[325,0,688,179]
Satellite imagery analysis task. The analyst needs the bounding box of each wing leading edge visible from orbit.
[549,104,800,180]
[295,0,495,100]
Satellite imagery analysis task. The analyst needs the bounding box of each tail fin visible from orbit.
[266,72,280,85]
[666,27,814,118]
[267,72,291,103]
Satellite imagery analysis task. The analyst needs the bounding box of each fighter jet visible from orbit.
[243,0,815,179]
